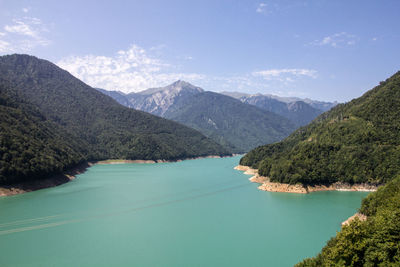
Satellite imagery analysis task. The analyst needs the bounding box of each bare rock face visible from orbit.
[126,80,204,116]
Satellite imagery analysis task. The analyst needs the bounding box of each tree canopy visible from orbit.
[241,71,400,185]
[0,54,230,184]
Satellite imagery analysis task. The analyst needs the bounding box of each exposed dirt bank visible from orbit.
[235,165,379,194]
[341,212,367,227]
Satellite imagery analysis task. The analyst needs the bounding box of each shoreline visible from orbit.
[0,162,94,197]
[341,212,367,227]
[235,165,379,194]
[96,154,240,165]
[0,154,236,197]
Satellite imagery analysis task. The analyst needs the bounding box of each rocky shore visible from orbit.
[341,212,367,227]
[235,165,378,194]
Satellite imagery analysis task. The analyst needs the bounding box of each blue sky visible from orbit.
[0,0,399,102]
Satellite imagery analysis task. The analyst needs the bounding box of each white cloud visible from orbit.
[22,8,29,13]
[372,37,377,41]
[256,3,267,13]
[310,32,358,48]
[57,45,317,97]
[0,40,12,53]
[252,68,317,80]
[57,45,206,93]
[5,19,39,38]
[0,16,50,53]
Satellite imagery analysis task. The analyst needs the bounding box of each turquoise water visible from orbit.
[0,156,368,266]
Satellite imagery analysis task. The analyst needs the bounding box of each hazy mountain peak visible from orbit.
[220,91,328,126]
[171,79,194,87]
[137,80,203,96]
[121,80,204,116]
[222,91,337,112]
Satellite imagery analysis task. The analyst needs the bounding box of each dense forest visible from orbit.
[0,54,230,185]
[240,71,400,185]
[297,176,400,266]
[0,84,87,184]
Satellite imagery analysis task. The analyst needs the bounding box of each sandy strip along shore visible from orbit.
[235,165,379,194]
[341,212,367,227]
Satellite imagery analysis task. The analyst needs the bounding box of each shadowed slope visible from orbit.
[0,54,230,184]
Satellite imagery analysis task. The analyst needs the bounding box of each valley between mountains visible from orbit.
[98,80,336,153]
[1,54,400,266]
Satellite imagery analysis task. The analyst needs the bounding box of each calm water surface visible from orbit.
[0,156,368,266]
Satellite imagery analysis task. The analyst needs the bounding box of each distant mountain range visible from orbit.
[98,80,337,152]
[222,92,337,126]
[99,81,304,152]
[100,82,337,128]
[223,92,337,111]
[0,55,229,185]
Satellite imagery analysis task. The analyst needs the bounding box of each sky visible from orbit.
[0,0,399,102]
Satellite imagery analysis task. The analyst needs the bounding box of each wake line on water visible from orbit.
[0,182,251,236]
[89,182,252,220]
[0,219,82,235]
[0,179,244,229]
[0,215,63,228]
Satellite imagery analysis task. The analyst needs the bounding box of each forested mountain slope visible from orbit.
[163,91,296,153]
[0,85,87,184]
[0,54,229,184]
[241,72,400,185]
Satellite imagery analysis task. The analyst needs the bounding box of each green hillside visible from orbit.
[0,85,87,184]
[297,176,400,266]
[0,54,230,184]
[164,91,296,153]
[241,72,400,185]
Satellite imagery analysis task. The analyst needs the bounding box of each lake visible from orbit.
[0,156,368,266]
